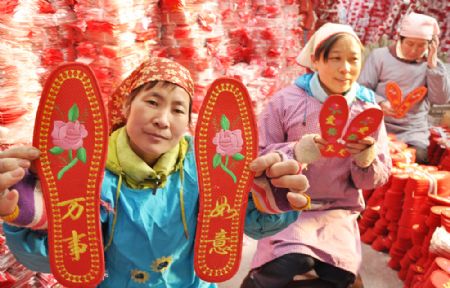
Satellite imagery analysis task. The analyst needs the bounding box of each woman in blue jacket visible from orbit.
[0,57,310,287]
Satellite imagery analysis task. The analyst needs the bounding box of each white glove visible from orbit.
[294,134,321,164]
[353,144,376,168]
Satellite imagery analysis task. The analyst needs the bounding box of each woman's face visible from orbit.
[125,82,190,165]
[400,37,429,61]
[312,35,362,95]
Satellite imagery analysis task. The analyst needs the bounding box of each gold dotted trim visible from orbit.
[38,69,105,283]
[196,82,255,277]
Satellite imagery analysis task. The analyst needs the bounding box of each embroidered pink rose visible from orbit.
[212,129,243,156]
[49,104,88,180]
[211,115,245,183]
[51,120,88,150]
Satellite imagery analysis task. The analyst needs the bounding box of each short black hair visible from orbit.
[314,33,363,61]
[399,36,431,44]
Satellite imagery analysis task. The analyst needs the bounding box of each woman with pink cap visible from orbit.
[359,12,450,163]
[241,23,391,287]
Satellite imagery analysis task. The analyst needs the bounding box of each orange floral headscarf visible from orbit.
[109,57,194,132]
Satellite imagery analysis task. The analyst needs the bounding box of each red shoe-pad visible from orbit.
[33,63,107,287]
[319,95,383,158]
[194,78,258,282]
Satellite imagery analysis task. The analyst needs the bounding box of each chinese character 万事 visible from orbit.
[57,197,86,220]
[63,230,88,261]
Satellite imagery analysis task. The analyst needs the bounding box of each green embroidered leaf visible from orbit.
[220,114,230,130]
[232,153,244,161]
[49,146,64,155]
[68,104,79,122]
[213,153,221,168]
[327,128,337,136]
[347,134,358,141]
[77,147,87,163]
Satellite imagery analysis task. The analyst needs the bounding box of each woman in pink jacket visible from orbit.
[359,12,450,163]
[241,23,391,288]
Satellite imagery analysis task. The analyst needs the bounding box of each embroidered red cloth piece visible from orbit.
[385,81,427,119]
[319,95,383,157]
[194,78,258,282]
[33,63,107,287]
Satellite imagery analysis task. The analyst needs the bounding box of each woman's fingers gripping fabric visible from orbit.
[249,152,283,177]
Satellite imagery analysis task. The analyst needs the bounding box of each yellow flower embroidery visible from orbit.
[151,256,172,273]
[131,269,150,284]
